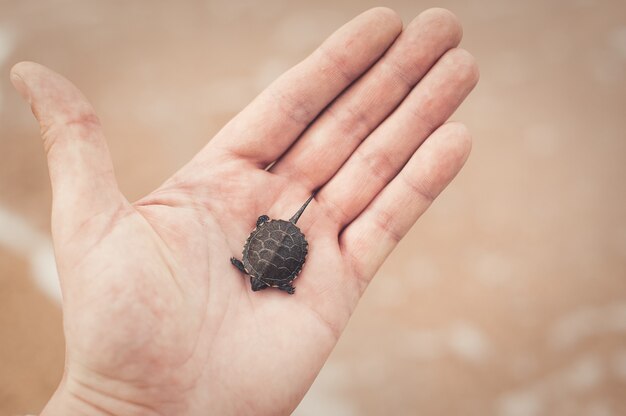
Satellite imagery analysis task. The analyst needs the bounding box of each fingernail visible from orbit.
[10,71,31,103]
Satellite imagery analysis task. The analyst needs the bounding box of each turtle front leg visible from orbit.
[230,257,246,274]
[278,283,295,295]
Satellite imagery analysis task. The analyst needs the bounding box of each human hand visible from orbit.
[11,7,477,416]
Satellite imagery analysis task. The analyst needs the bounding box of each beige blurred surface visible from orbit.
[1,0,625,415]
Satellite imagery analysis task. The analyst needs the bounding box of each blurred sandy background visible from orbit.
[1,0,625,415]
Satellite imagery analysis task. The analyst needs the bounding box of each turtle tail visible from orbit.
[289,193,315,224]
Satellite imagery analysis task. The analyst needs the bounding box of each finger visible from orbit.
[205,7,402,167]
[10,62,124,241]
[271,8,462,190]
[340,122,472,292]
[318,48,478,228]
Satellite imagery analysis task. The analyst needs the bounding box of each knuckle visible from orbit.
[410,106,438,132]
[40,112,101,154]
[318,193,351,227]
[383,59,414,89]
[372,209,403,243]
[269,86,315,126]
[317,44,355,82]
[356,147,395,184]
[401,171,437,203]
[327,103,372,144]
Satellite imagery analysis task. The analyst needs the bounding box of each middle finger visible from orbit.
[270,8,462,190]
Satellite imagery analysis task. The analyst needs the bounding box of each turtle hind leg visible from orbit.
[251,277,269,291]
[278,283,295,295]
[230,258,246,274]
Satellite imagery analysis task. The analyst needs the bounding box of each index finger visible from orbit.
[206,7,402,167]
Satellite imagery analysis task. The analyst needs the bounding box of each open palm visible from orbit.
[12,8,478,416]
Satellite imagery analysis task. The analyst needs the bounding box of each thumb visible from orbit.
[10,61,123,242]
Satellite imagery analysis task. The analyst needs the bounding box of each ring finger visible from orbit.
[317,47,479,229]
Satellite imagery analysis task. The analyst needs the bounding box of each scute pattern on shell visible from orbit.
[242,219,308,285]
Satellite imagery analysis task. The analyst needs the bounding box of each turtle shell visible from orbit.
[242,219,308,286]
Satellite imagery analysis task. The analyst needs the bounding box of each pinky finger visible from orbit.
[339,122,472,293]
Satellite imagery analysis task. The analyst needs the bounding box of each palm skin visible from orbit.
[57,159,351,415]
[11,7,478,416]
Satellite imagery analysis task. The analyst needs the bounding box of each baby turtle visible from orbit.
[230,195,314,294]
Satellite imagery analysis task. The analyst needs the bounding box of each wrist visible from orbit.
[41,371,161,416]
